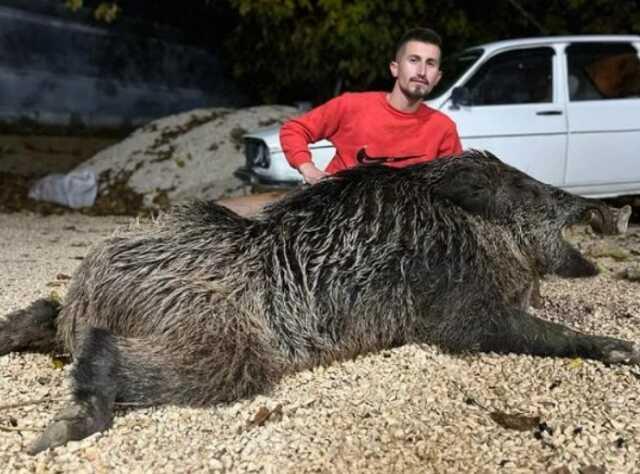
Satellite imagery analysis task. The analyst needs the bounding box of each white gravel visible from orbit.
[74,105,298,207]
[1,213,640,473]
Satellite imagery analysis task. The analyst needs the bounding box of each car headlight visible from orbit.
[245,138,271,169]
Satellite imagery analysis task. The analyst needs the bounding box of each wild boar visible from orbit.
[0,150,636,454]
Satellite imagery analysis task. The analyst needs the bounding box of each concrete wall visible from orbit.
[0,3,247,129]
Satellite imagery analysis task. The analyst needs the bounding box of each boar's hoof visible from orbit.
[28,400,111,455]
[589,205,632,235]
[603,342,640,365]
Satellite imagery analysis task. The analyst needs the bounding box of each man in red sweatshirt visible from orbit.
[280,27,463,184]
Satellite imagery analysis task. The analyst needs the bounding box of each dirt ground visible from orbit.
[0,133,122,215]
[0,134,119,177]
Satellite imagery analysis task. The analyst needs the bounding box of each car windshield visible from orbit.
[429,48,484,99]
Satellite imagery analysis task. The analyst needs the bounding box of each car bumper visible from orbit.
[234,166,301,188]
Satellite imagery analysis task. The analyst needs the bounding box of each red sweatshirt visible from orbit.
[280,92,462,174]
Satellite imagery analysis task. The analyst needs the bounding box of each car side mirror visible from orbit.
[450,86,471,109]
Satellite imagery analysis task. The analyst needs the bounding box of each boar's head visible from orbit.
[430,150,631,278]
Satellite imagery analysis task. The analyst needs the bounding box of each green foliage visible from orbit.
[94,2,121,23]
[224,0,640,104]
[225,0,468,103]
[63,0,121,23]
[542,0,640,34]
[64,0,83,12]
[220,0,524,103]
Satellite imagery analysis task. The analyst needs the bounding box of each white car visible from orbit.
[235,35,640,198]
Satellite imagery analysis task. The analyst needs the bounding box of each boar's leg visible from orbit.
[28,328,118,454]
[29,319,283,454]
[29,327,193,454]
[474,309,640,364]
[0,298,61,355]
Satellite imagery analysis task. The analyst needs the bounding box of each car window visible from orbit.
[463,47,554,106]
[429,48,483,99]
[566,43,640,101]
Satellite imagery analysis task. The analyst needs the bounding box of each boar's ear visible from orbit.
[432,168,497,218]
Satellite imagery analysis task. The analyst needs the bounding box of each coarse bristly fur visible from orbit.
[1,150,637,454]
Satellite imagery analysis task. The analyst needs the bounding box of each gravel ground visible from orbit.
[76,105,298,207]
[1,212,640,474]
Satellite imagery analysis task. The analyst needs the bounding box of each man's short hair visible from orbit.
[394,27,442,59]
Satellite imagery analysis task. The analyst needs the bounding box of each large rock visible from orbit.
[75,105,297,212]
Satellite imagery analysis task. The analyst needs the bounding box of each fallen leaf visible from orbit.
[568,358,584,369]
[249,404,283,428]
[51,354,72,369]
[579,466,606,474]
[489,411,540,431]
[252,406,270,426]
[49,290,62,303]
[549,380,562,390]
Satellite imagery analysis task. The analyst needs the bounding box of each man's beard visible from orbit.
[400,81,430,101]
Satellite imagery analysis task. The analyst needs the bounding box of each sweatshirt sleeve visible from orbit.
[279,95,347,169]
[438,121,463,157]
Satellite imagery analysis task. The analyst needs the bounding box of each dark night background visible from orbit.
[0,0,639,215]
[4,0,640,106]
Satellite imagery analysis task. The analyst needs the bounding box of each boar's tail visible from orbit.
[0,297,61,356]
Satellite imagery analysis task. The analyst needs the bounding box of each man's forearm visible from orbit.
[280,120,317,169]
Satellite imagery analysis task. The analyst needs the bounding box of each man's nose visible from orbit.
[416,63,426,76]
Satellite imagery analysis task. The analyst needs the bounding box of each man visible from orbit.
[280,27,463,184]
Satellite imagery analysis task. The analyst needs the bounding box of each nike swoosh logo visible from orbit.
[356,148,424,164]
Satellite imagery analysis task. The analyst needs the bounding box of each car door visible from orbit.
[564,42,640,197]
[443,46,568,186]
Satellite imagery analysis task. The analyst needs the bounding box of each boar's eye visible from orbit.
[509,178,543,200]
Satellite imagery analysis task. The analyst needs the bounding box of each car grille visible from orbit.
[244,138,270,169]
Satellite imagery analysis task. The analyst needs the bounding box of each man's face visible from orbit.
[390,40,442,101]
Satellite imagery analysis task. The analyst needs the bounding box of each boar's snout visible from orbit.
[588,204,632,235]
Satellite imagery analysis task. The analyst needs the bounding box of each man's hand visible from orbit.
[298,162,328,185]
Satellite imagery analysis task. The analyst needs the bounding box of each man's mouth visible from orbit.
[411,79,428,86]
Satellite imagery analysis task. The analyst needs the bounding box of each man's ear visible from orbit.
[389,60,399,79]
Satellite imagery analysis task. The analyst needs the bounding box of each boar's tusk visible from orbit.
[588,208,606,234]
[616,205,632,234]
